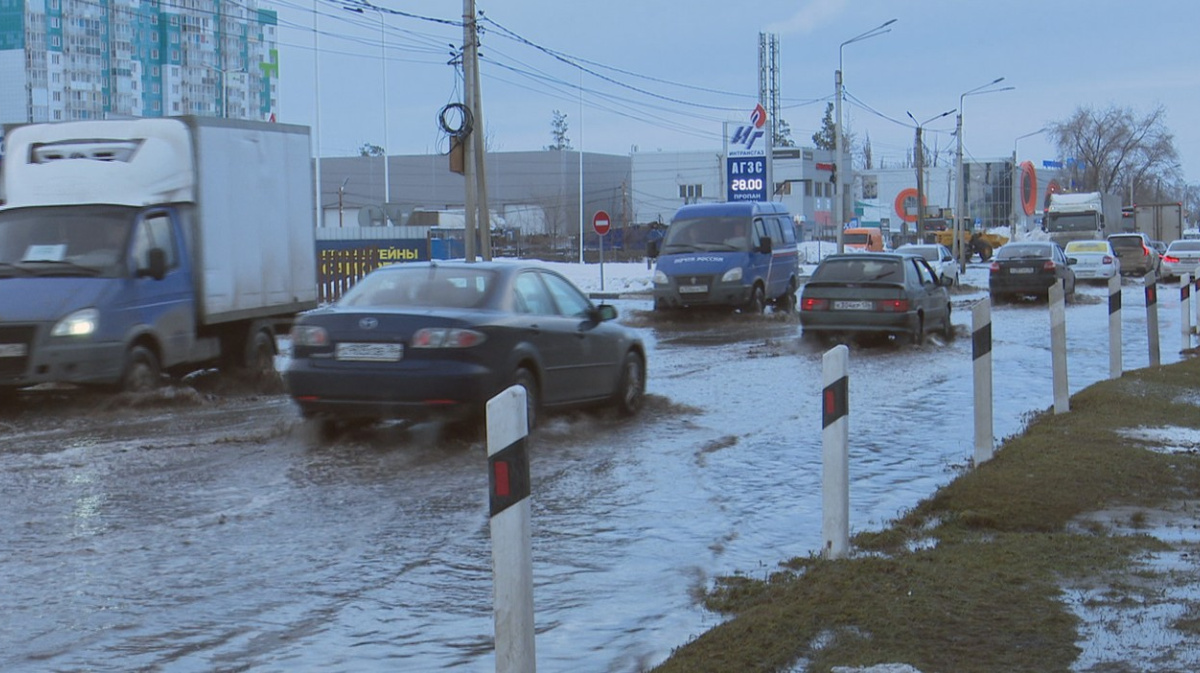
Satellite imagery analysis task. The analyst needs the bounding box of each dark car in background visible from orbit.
[799,252,953,344]
[989,241,1076,302]
[1107,233,1159,276]
[284,261,646,432]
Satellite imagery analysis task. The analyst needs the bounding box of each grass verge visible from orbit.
[650,355,1200,673]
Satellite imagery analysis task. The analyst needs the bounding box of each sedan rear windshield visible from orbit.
[996,244,1052,260]
[1064,242,1108,253]
[813,258,903,282]
[1108,236,1147,250]
[1168,241,1200,252]
[340,266,497,309]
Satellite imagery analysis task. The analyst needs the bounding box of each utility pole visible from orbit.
[461,0,490,260]
[914,124,925,242]
[461,0,478,261]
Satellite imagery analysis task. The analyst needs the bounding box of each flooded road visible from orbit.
[0,269,1190,672]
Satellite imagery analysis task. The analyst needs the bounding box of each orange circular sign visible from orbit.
[1019,162,1038,216]
[893,188,924,223]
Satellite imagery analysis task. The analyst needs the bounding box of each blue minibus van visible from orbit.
[649,201,800,313]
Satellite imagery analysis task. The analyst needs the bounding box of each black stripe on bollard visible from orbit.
[822,375,848,429]
[1109,288,1122,315]
[972,321,992,360]
[1146,283,1157,307]
[489,437,530,517]
[1185,283,1192,301]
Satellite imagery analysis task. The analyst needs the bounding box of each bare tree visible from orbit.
[1047,104,1180,198]
[860,131,873,170]
[546,110,571,150]
[358,142,384,157]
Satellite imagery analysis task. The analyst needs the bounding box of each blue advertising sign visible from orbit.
[726,156,767,202]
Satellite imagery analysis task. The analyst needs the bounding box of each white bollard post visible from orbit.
[1182,273,1193,352]
[487,386,536,673]
[1192,270,1199,337]
[972,299,994,464]
[1050,280,1069,414]
[821,344,850,561]
[1145,271,1161,367]
[1108,274,1122,380]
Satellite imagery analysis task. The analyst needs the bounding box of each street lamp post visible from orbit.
[834,19,896,253]
[207,65,246,118]
[907,109,956,244]
[954,78,1013,270]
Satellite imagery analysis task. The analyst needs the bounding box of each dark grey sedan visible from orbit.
[989,241,1076,302]
[285,261,646,431]
[799,253,953,344]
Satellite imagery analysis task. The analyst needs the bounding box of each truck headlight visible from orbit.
[721,267,743,283]
[52,308,99,337]
[652,269,669,285]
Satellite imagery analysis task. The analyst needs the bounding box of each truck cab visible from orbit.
[650,201,800,313]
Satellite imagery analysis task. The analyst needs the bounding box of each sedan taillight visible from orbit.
[411,327,487,348]
[989,262,1000,273]
[1043,260,1057,271]
[876,299,910,312]
[801,297,829,311]
[1163,254,1180,264]
[291,325,329,347]
[1102,255,1114,264]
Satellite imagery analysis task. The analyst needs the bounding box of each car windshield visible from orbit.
[996,244,1051,260]
[339,266,497,309]
[1065,242,1108,253]
[661,216,751,253]
[843,232,870,245]
[813,258,903,282]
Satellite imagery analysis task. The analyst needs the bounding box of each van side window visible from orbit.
[779,217,797,245]
[753,218,768,245]
[764,217,784,245]
[132,212,178,270]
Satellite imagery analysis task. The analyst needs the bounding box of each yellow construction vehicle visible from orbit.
[933,222,1007,262]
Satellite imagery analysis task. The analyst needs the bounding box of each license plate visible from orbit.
[0,343,27,358]
[833,300,874,310]
[679,285,708,294]
[1009,268,1035,274]
[335,342,403,362]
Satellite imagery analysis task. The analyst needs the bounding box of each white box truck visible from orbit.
[1133,202,1184,243]
[1044,191,1122,247]
[0,116,318,393]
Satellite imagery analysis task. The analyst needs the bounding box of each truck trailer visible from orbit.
[0,116,318,394]
[1133,202,1184,243]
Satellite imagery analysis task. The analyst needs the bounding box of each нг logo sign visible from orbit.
[729,103,767,155]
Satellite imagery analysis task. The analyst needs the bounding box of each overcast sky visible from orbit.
[266,0,1200,186]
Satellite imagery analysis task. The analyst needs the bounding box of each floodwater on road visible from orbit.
[0,267,1190,672]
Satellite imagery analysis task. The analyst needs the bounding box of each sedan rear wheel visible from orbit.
[614,351,646,417]
[911,315,925,346]
[512,368,540,431]
[940,305,954,340]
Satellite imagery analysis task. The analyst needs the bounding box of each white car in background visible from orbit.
[895,243,959,286]
[1064,239,1120,282]
[1160,239,1200,280]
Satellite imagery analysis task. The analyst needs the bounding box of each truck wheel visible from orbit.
[121,346,161,393]
[245,330,282,394]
